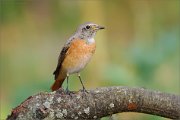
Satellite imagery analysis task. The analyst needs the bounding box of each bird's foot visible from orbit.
[80,87,88,93]
[65,87,71,95]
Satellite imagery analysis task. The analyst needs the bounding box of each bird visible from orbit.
[51,22,105,91]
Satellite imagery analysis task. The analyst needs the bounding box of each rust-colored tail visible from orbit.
[51,77,65,91]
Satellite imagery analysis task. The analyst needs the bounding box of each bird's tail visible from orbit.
[51,76,66,91]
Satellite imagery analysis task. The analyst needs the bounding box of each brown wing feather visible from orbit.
[53,44,70,80]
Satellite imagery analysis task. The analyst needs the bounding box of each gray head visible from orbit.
[74,22,105,40]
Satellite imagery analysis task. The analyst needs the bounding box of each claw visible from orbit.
[65,87,72,95]
[82,87,88,93]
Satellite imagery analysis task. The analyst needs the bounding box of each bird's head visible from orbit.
[75,22,105,40]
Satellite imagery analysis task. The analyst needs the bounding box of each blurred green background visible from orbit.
[0,0,179,120]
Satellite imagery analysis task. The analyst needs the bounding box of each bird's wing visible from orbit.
[53,44,70,80]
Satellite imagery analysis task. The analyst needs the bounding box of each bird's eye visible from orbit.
[86,25,90,29]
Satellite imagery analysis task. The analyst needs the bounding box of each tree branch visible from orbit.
[7,86,180,120]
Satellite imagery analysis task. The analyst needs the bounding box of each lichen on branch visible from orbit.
[7,86,180,120]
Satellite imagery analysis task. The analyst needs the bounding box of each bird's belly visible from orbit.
[65,54,93,74]
[62,40,96,74]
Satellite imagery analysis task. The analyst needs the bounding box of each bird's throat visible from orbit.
[87,38,95,44]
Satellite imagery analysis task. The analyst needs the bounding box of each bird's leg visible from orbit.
[78,73,87,93]
[65,73,70,94]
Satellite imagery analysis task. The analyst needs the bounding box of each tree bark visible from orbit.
[7,86,180,120]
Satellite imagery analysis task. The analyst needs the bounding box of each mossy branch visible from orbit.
[7,86,180,120]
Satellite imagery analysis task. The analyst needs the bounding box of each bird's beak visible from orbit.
[93,25,105,30]
[97,25,105,30]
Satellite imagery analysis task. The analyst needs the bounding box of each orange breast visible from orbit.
[62,39,96,74]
